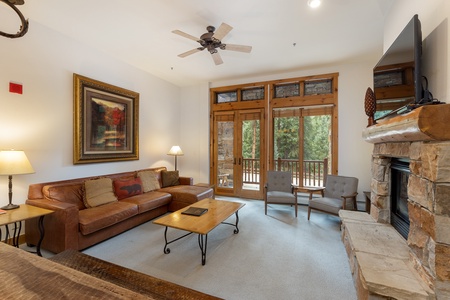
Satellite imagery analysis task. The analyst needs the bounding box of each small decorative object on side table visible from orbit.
[364,87,377,127]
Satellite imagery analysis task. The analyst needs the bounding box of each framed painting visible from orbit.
[73,74,139,164]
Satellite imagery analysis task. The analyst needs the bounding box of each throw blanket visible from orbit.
[0,243,153,299]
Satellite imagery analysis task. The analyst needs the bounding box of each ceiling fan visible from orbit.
[172,23,252,65]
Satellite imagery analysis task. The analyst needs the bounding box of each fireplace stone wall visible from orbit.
[370,141,450,296]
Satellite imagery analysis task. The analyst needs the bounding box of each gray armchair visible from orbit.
[264,171,298,217]
[307,174,358,220]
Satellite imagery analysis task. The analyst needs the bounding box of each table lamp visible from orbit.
[0,150,35,210]
[167,146,183,171]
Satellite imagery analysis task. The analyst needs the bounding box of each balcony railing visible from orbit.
[242,158,328,187]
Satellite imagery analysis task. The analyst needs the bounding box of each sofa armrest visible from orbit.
[179,176,193,185]
[25,199,80,254]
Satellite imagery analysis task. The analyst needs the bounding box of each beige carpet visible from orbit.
[78,197,357,300]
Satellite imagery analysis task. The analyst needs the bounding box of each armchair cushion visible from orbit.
[265,171,297,217]
[308,174,358,220]
[266,191,296,203]
[324,175,358,199]
[308,197,343,215]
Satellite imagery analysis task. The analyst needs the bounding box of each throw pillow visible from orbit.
[137,170,161,192]
[83,177,117,208]
[161,170,180,187]
[113,177,143,200]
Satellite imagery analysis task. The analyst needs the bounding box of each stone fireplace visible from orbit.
[340,104,450,299]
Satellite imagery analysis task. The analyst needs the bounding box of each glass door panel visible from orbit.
[240,114,261,195]
[273,116,300,186]
[215,113,235,192]
[303,114,331,187]
[213,109,264,199]
[272,107,331,187]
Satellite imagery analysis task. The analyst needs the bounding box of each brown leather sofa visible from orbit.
[25,167,213,254]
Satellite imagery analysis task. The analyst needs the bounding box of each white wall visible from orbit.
[0,20,181,206]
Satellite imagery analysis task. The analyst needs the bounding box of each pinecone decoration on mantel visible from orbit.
[364,87,377,127]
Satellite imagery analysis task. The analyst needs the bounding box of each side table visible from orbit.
[0,204,53,256]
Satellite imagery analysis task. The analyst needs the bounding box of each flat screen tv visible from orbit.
[373,14,423,119]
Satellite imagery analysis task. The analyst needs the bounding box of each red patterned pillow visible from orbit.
[113,177,143,200]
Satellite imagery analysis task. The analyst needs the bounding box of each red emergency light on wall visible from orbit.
[9,82,23,94]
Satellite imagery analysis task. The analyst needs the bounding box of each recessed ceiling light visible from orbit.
[308,0,321,8]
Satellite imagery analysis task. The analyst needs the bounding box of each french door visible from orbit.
[271,106,333,187]
[212,109,264,199]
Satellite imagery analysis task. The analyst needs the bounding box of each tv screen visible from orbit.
[373,14,422,119]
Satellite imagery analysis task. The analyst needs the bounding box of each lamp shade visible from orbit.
[167,146,184,156]
[0,150,35,175]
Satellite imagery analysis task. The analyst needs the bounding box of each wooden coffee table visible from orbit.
[153,198,245,265]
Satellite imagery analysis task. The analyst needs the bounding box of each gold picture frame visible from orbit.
[73,74,139,164]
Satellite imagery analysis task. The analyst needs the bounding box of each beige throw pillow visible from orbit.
[83,178,117,208]
[137,170,161,192]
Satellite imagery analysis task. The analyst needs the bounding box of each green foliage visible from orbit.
[242,120,260,158]
[240,115,331,162]
[274,117,299,159]
[303,115,331,160]
[271,115,330,160]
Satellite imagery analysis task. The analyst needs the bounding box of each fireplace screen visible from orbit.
[390,158,410,239]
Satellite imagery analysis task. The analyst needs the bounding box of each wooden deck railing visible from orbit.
[242,158,328,187]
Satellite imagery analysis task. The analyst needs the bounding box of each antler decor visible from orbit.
[0,0,29,38]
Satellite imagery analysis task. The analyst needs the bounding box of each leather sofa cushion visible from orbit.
[79,202,138,235]
[159,185,213,203]
[120,191,171,213]
[42,183,85,210]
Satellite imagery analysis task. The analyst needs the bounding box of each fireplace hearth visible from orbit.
[352,104,450,298]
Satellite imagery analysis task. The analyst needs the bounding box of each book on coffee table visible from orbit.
[181,207,208,216]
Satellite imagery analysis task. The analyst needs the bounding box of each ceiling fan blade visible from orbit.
[223,44,252,53]
[211,52,223,65]
[172,30,201,42]
[178,48,204,58]
[212,23,233,41]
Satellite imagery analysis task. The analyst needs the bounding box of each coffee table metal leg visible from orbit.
[163,226,170,254]
[221,210,240,234]
[198,234,208,265]
[162,226,193,255]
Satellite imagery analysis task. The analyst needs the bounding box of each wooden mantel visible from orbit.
[362,103,450,143]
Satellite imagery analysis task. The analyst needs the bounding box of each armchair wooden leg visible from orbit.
[307,207,311,220]
[295,202,298,218]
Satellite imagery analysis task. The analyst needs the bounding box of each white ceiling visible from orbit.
[9,0,393,87]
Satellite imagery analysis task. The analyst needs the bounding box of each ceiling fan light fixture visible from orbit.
[308,0,321,9]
